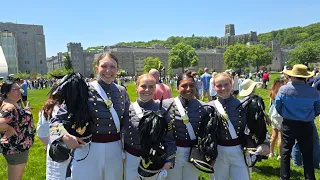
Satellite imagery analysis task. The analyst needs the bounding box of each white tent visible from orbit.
[0,46,8,79]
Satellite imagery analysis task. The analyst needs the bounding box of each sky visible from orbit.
[1,0,320,56]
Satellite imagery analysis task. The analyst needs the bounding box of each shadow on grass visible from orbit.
[256,165,304,179]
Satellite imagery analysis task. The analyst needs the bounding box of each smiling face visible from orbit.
[7,83,22,102]
[214,74,232,99]
[178,78,196,100]
[136,76,156,102]
[96,57,118,84]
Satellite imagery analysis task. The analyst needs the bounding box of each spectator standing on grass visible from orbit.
[200,68,211,101]
[268,78,285,160]
[209,72,217,100]
[275,64,320,180]
[19,79,28,107]
[149,69,172,100]
[37,90,67,180]
[0,80,35,180]
[231,72,239,98]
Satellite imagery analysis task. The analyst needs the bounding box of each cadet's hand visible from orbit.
[210,160,216,167]
[62,134,85,149]
[161,162,173,171]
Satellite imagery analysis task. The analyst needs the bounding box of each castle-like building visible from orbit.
[0,22,47,74]
[47,24,290,76]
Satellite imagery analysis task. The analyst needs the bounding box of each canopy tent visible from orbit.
[0,46,8,79]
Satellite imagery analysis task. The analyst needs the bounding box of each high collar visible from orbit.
[291,81,306,85]
[218,95,233,105]
[137,99,154,107]
[178,96,194,107]
[98,79,112,90]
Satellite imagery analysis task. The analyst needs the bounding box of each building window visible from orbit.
[22,32,27,35]
[24,42,28,46]
[40,60,42,64]
[38,42,41,46]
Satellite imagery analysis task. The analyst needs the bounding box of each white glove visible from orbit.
[157,169,167,179]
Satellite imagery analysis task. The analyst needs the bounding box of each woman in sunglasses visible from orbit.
[0,80,36,180]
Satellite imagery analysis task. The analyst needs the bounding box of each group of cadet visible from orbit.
[1,51,319,180]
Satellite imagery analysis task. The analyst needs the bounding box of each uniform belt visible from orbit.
[176,139,197,147]
[218,138,240,146]
[92,133,120,143]
[124,143,140,157]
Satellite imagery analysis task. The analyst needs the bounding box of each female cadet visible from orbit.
[50,53,130,180]
[122,73,176,180]
[208,72,249,180]
[163,72,209,180]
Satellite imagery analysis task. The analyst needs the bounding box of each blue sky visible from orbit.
[2,0,319,56]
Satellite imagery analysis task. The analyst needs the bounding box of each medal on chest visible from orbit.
[104,98,113,108]
[182,114,189,125]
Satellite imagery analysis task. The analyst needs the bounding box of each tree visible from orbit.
[168,42,198,73]
[288,41,320,66]
[13,72,29,80]
[64,53,74,71]
[117,69,127,76]
[197,68,204,76]
[247,44,273,72]
[47,68,73,79]
[224,44,248,70]
[143,57,163,73]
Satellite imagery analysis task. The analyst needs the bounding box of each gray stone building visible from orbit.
[46,52,64,72]
[0,22,47,74]
[218,24,257,46]
[66,43,225,77]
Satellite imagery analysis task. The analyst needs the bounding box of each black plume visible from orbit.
[240,95,267,146]
[54,73,91,132]
[197,105,219,161]
[138,102,173,163]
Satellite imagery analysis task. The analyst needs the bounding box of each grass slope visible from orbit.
[0,73,319,180]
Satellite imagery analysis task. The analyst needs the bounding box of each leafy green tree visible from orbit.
[247,44,273,72]
[92,59,98,75]
[224,44,248,70]
[143,57,163,73]
[168,42,198,73]
[47,68,73,78]
[13,72,29,80]
[288,41,320,66]
[117,69,127,76]
[64,53,74,71]
[197,68,204,76]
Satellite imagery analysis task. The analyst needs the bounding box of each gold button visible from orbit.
[199,105,201,108]
[131,143,133,145]
[199,116,201,118]
[185,133,188,135]
[95,110,98,112]
[97,124,99,127]
[199,122,201,124]
[130,138,133,140]
[185,137,188,140]
[175,135,178,138]
[96,118,99,120]
[226,137,229,140]
[120,96,123,98]
[238,127,240,129]
[225,132,228,134]
[129,126,131,128]
[199,110,201,112]
[174,131,177,133]
[197,128,199,130]
[130,132,132,134]
[93,96,96,98]
[108,131,111,134]
[109,124,111,127]
[239,116,241,118]
[122,109,124,111]
[121,116,123,118]
[91,89,94,92]
[96,131,99,133]
[121,102,124,104]
[239,121,241,123]
[173,125,175,128]
[110,117,113,120]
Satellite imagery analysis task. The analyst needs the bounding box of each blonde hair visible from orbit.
[212,72,218,78]
[136,73,156,86]
[213,72,232,85]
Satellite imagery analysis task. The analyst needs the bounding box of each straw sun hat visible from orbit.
[239,79,261,97]
[284,64,314,78]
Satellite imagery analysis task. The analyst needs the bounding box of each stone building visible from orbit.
[0,22,47,74]
[218,24,258,46]
[46,52,64,72]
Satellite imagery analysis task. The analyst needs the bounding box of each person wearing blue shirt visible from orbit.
[200,68,212,101]
[20,79,28,106]
[275,64,320,180]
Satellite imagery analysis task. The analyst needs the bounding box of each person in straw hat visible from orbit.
[275,64,320,180]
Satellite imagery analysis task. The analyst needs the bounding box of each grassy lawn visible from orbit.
[0,73,319,179]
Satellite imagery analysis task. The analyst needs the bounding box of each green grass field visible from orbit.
[0,73,319,180]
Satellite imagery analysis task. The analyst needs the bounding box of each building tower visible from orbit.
[67,43,84,75]
[225,24,235,36]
